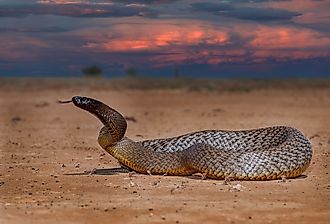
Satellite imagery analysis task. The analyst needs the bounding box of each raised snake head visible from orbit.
[71,96,127,145]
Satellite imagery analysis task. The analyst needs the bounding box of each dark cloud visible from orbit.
[0,3,158,18]
[0,27,69,33]
[111,0,178,4]
[192,2,300,21]
[191,2,234,12]
[218,7,301,21]
[230,0,292,2]
[0,0,36,5]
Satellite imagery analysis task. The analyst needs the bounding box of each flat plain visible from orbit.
[1,78,329,224]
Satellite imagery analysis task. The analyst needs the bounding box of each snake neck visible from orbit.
[99,135,131,163]
[72,96,127,143]
[97,128,139,167]
[98,126,118,147]
[98,134,148,174]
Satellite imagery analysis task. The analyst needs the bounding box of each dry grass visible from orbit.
[1,77,330,92]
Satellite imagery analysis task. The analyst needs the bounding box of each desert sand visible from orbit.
[1,78,329,224]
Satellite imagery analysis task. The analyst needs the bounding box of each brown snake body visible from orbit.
[62,96,312,180]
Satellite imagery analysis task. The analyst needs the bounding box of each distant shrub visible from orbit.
[126,67,138,78]
[82,65,102,77]
[174,67,180,78]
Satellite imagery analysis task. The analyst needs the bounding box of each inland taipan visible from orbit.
[61,96,312,180]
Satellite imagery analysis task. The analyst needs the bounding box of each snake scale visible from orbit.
[62,96,312,180]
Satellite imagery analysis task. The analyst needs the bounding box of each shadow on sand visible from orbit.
[65,168,308,182]
[64,167,131,176]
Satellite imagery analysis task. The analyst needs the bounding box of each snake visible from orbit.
[60,96,313,180]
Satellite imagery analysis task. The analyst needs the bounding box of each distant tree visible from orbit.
[82,65,102,77]
[126,67,138,78]
[174,67,180,78]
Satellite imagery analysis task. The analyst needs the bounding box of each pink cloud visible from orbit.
[82,21,230,53]
[80,20,233,66]
[78,18,330,67]
[243,25,330,62]
[0,35,49,60]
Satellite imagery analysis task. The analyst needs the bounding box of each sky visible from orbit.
[0,0,329,78]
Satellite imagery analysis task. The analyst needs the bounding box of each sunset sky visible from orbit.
[0,0,329,77]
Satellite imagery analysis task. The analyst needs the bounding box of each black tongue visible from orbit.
[58,99,72,104]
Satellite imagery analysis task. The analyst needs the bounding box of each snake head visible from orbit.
[72,96,94,110]
[71,96,109,118]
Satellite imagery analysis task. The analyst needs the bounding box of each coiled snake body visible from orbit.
[64,96,312,180]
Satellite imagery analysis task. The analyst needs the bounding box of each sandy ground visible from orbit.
[1,78,330,224]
